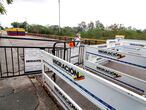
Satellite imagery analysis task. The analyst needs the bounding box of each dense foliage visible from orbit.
[10,21,146,40]
[0,0,13,14]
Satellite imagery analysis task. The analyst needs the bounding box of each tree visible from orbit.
[49,25,60,35]
[0,0,13,14]
[0,25,4,30]
[11,21,28,30]
[108,24,119,31]
[78,21,87,32]
[28,24,45,34]
[143,29,146,33]
[88,21,94,30]
[95,20,104,30]
[8,21,146,40]
[11,22,19,28]
[19,21,28,29]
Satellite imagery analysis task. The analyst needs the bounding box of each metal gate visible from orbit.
[0,46,62,78]
[0,36,84,78]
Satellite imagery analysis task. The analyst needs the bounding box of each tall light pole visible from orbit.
[25,17,28,32]
[58,0,60,34]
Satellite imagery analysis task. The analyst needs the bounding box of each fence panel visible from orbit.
[0,45,85,78]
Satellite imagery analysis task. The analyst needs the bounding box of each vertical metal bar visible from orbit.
[69,48,71,63]
[61,49,64,60]
[66,49,68,61]
[57,50,59,57]
[4,48,8,76]
[61,49,63,59]
[58,49,60,58]
[48,48,51,71]
[55,50,57,57]
[82,46,84,64]
[11,48,14,76]
[52,44,57,82]
[78,46,81,64]
[0,61,2,77]
[63,42,66,60]
[81,46,83,64]
[61,49,63,58]
[52,73,56,82]
[56,49,58,57]
[23,48,25,73]
[17,48,20,75]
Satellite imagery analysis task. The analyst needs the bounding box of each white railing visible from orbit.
[42,71,82,110]
[41,50,146,110]
[84,61,146,95]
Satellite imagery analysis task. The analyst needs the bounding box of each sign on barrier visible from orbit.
[96,65,121,78]
[25,48,41,72]
[98,49,125,59]
[53,59,84,80]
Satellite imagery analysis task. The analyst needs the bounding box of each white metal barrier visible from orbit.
[84,46,146,69]
[41,50,146,110]
[84,59,146,95]
[42,71,82,110]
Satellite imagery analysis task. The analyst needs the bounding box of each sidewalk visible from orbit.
[0,76,59,110]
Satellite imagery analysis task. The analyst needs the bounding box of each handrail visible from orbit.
[0,36,62,42]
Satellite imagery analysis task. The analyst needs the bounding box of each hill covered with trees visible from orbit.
[9,20,146,40]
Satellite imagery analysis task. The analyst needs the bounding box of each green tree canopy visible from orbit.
[8,20,146,40]
[0,0,13,14]
[11,21,28,30]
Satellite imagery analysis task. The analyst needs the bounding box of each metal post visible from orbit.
[63,42,66,60]
[17,48,20,75]
[52,42,57,82]
[52,41,67,82]
[4,48,8,76]
[0,61,2,77]
[11,48,14,76]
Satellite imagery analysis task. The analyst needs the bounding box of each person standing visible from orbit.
[74,33,81,46]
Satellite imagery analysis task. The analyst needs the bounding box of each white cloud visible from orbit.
[1,0,146,29]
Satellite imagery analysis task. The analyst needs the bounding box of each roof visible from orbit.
[6,28,25,32]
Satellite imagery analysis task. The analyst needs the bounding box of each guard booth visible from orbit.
[6,28,25,36]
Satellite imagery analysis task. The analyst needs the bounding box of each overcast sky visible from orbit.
[1,0,146,29]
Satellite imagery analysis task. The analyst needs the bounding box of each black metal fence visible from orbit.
[0,36,85,78]
[0,45,84,78]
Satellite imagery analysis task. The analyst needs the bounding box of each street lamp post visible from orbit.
[58,0,60,34]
